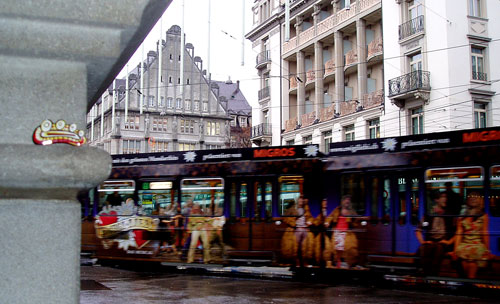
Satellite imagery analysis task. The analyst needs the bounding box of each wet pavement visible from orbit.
[80,265,498,304]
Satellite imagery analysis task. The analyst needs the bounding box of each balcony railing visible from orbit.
[319,103,336,122]
[301,111,316,128]
[340,99,358,116]
[289,76,297,90]
[361,90,384,109]
[324,59,335,75]
[472,71,487,81]
[258,86,270,100]
[285,117,298,132]
[255,50,270,68]
[251,123,272,138]
[306,70,316,83]
[367,37,383,58]
[344,49,358,66]
[399,15,424,41]
[388,70,430,97]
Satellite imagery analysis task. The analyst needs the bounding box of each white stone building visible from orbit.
[247,0,499,151]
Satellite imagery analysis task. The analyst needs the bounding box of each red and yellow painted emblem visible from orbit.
[33,119,86,146]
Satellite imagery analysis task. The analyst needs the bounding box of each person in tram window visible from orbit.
[209,205,226,259]
[452,192,491,279]
[444,182,463,216]
[295,195,312,267]
[181,199,194,258]
[172,203,185,255]
[105,191,122,208]
[331,195,359,268]
[187,203,211,263]
[303,198,327,267]
[416,191,455,276]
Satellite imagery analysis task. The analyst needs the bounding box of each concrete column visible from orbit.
[357,19,367,104]
[0,1,169,303]
[314,41,324,114]
[332,0,341,14]
[297,50,306,125]
[334,31,345,114]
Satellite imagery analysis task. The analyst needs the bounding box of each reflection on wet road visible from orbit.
[80,265,497,304]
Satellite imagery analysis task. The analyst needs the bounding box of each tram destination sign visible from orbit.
[112,144,321,166]
[329,127,500,156]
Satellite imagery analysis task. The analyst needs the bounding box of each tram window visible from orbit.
[279,176,303,216]
[398,177,407,225]
[181,178,224,216]
[138,181,176,216]
[341,174,366,215]
[230,183,237,217]
[256,182,263,220]
[241,183,248,217]
[370,177,380,223]
[425,167,484,216]
[265,182,272,218]
[382,178,391,224]
[489,166,500,217]
[410,178,420,225]
[97,180,135,214]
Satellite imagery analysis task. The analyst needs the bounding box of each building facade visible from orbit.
[87,25,251,154]
[247,0,499,151]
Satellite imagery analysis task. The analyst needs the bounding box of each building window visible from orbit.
[187,78,190,85]
[368,118,380,139]
[344,125,355,141]
[230,116,236,127]
[474,102,487,128]
[206,144,221,150]
[471,46,487,81]
[409,52,422,73]
[148,95,155,107]
[286,140,295,146]
[322,130,332,154]
[185,100,191,111]
[469,0,482,17]
[176,98,182,109]
[305,99,313,114]
[203,101,208,112]
[167,97,173,109]
[152,117,168,132]
[169,76,172,83]
[239,117,247,127]
[124,114,140,130]
[180,119,195,134]
[194,100,200,111]
[303,135,312,145]
[179,143,195,151]
[206,121,221,136]
[151,141,168,152]
[408,0,423,20]
[410,107,423,135]
[123,139,141,154]
[159,96,165,107]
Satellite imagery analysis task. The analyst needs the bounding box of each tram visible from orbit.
[81,127,500,282]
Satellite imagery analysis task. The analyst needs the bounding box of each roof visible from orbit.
[213,80,252,116]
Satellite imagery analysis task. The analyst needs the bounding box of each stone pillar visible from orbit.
[314,41,324,114]
[0,1,169,303]
[357,18,367,105]
[332,0,341,14]
[297,50,306,125]
[334,31,345,114]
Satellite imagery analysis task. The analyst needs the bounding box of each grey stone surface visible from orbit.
[0,1,171,303]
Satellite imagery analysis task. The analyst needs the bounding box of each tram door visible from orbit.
[344,172,420,258]
[226,177,275,253]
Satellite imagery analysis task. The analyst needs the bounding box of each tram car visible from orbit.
[81,127,500,282]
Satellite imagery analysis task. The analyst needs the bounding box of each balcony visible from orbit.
[367,37,383,61]
[388,70,430,100]
[289,76,298,92]
[251,123,272,146]
[256,50,271,69]
[344,49,358,66]
[258,86,270,101]
[319,103,336,122]
[301,111,316,128]
[399,15,424,41]
[284,117,298,133]
[360,90,384,110]
[282,0,381,55]
[340,99,359,116]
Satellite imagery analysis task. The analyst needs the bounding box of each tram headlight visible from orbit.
[361,221,367,226]
[275,220,282,225]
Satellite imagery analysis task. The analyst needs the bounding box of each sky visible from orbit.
[120,0,259,109]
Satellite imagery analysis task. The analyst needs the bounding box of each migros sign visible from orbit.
[253,147,296,158]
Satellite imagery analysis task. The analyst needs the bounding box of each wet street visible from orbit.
[80,265,497,304]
